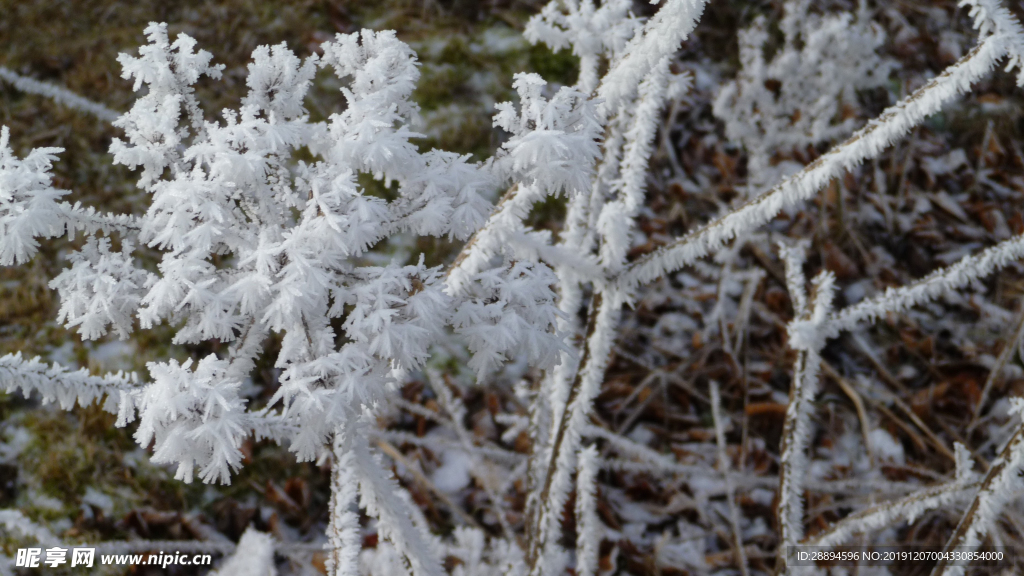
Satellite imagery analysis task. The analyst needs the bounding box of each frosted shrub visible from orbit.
[1,0,1024,575]
[713,0,898,192]
[4,23,593,481]
[1,21,593,574]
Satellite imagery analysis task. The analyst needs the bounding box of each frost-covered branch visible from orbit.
[711,381,749,576]
[0,352,138,418]
[0,66,120,122]
[932,404,1024,576]
[574,445,602,576]
[777,264,835,570]
[596,0,708,115]
[528,293,621,576]
[804,445,978,552]
[617,34,1007,292]
[350,426,445,576]
[962,0,1024,83]
[525,0,641,95]
[325,429,365,576]
[829,234,1024,336]
[0,127,138,267]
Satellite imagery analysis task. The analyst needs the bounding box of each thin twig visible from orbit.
[820,362,875,463]
[931,424,1024,576]
[710,382,750,576]
[375,439,484,530]
[970,301,1024,431]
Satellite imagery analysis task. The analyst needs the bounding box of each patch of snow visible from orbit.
[870,429,905,465]
[29,491,65,511]
[432,449,472,493]
[81,487,114,515]
[89,340,136,371]
[211,527,277,576]
[0,426,31,463]
[48,342,76,367]
[471,27,527,55]
[627,425,654,446]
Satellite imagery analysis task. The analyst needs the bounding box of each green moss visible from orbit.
[525,192,569,236]
[418,108,496,159]
[527,44,579,87]
[416,64,472,111]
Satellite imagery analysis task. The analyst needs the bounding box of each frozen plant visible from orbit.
[713,0,898,192]
[0,20,600,576]
[2,0,1024,575]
